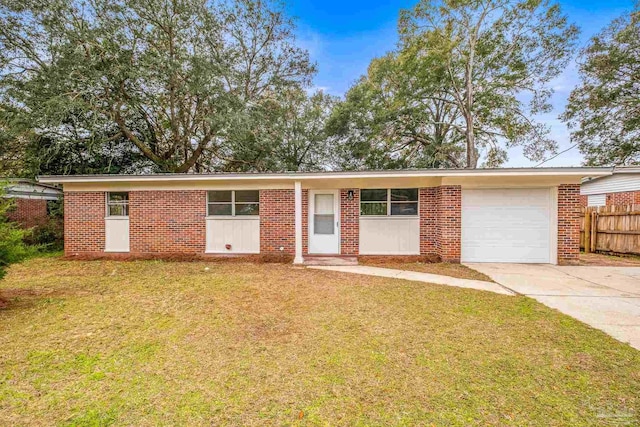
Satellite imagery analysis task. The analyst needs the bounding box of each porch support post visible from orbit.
[294,180,304,264]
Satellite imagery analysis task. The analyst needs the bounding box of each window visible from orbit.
[107,192,129,217]
[360,189,387,215]
[207,190,259,216]
[360,188,418,216]
[314,193,335,234]
[588,194,606,207]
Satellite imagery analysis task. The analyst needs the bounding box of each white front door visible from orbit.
[308,190,340,254]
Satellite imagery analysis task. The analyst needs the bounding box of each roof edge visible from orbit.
[38,167,613,184]
[3,178,62,192]
[613,166,640,174]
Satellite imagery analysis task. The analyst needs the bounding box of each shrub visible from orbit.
[0,192,34,280]
[24,218,64,251]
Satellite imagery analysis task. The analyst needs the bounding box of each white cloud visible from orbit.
[306,86,331,94]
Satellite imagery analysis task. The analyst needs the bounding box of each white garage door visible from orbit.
[461,188,553,263]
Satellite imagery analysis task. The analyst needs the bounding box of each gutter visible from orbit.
[37,167,613,184]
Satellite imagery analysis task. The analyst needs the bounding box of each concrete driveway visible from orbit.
[466,263,640,350]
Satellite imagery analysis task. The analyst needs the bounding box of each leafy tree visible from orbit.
[327,53,465,170]
[0,107,33,176]
[0,0,315,173]
[563,6,640,166]
[331,0,578,169]
[400,0,579,168]
[22,118,153,176]
[25,134,151,176]
[0,131,24,177]
[222,88,338,171]
[1,104,152,177]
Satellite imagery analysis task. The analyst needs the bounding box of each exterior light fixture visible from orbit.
[347,190,354,200]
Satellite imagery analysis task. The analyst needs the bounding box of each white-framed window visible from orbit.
[106,192,129,217]
[360,188,418,216]
[207,190,259,216]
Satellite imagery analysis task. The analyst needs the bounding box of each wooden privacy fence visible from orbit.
[580,205,640,255]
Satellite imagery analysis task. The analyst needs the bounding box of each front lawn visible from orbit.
[358,257,494,281]
[1,258,638,426]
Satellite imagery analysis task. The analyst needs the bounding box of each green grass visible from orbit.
[1,257,639,426]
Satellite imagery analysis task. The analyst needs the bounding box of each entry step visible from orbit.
[303,256,358,266]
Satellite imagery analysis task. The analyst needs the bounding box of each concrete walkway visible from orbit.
[467,263,640,350]
[307,265,515,296]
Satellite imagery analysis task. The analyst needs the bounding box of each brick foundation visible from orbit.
[260,189,295,255]
[558,184,581,264]
[64,192,105,256]
[130,191,206,254]
[6,198,48,228]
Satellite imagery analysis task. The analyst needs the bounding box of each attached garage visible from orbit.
[461,188,556,263]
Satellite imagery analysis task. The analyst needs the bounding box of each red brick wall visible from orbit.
[419,187,437,257]
[606,191,640,206]
[64,185,581,265]
[580,195,588,207]
[436,186,462,262]
[6,198,48,228]
[340,189,359,255]
[260,189,295,255]
[129,191,206,254]
[64,192,105,256]
[558,184,581,264]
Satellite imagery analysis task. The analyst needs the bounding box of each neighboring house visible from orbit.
[581,166,640,207]
[39,167,611,265]
[3,179,62,228]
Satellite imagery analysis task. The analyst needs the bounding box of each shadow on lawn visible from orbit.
[0,286,85,311]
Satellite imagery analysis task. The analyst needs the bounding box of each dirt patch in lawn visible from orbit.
[359,256,493,282]
[1,257,639,426]
[580,252,640,266]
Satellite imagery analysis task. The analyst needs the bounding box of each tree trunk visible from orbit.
[465,113,475,168]
[465,27,477,169]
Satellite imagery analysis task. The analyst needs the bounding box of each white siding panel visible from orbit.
[206,218,260,253]
[581,174,640,195]
[461,188,551,263]
[359,217,420,255]
[105,218,130,252]
[588,194,606,206]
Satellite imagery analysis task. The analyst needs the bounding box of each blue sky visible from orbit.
[287,0,635,167]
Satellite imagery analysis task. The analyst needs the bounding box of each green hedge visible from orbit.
[0,185,35,279]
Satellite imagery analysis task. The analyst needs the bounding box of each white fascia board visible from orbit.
[613,166,640,174]
[38,167,612,184]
